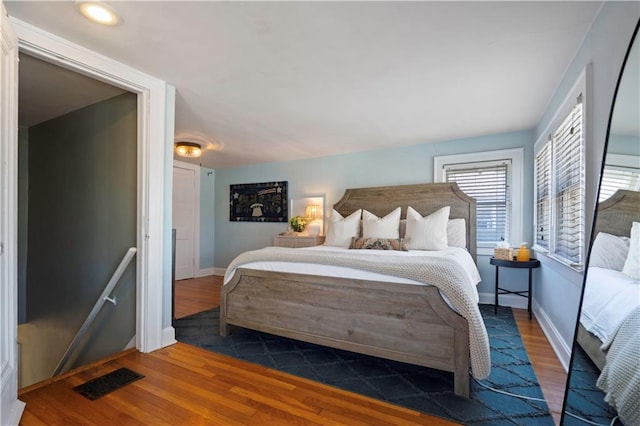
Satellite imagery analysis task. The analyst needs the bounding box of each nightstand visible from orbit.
[490,257,541,320]
[273,234,325,248]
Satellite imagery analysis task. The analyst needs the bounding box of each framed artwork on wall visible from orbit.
[229,181,288,222]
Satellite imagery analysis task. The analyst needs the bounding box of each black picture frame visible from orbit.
[229,181,288,222]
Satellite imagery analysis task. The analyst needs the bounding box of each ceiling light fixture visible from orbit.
[175,142,202,158]
[76,1,121,26]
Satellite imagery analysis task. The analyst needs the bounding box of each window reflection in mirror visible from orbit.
[562,21,639,426]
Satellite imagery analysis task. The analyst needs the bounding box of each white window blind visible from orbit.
[444,160,511,244]
[535,142,552,250]
[552,101,584,265]
[599,165,640,202]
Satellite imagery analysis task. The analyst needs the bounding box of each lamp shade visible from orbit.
[175,142,202,158]
[304,204,321,220]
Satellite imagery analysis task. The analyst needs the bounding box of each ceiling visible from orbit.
[18,53,126,128]
[6,1,603,169]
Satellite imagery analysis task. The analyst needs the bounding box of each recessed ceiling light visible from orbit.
[76,2,121,26]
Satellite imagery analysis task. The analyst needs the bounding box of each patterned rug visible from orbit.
[562,345,620,425]
[174,304,553,425]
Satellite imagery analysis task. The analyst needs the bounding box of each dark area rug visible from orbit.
[174,304,553,425]
[73,367,144,400]
[562,345,621,425]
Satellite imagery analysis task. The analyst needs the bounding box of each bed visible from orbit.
[576,189,640,425]
[577,189,640,369]
[220,182,489,397]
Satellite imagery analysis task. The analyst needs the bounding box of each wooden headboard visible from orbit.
[594,189,640,238]
[333,182,477,260]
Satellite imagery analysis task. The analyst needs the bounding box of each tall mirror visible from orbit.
[562,21,640,426]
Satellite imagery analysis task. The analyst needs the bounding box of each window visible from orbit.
[435,148,523,254]
[445,161,511,244]
[535,69,588,269]
[599,154,640,202]
[553,100,585,264]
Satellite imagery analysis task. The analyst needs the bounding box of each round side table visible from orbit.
[490,257,541,319]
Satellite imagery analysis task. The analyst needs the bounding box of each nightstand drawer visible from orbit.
[273,235,325,248]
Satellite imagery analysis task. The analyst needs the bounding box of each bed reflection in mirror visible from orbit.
[562,22,639,426]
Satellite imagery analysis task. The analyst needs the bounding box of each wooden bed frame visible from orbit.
[221,182,477,397]
[577,189,640,370]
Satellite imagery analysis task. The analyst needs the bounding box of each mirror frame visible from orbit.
[560,18,640,423]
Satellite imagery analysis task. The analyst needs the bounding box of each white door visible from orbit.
[0,3,25,423]
[172,164,198,280]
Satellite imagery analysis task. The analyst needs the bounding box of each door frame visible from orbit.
[11,16,175,353]
[12,16,176,348]
[2,14,175,423]
[1,4,24,423]
[173,160,201,279]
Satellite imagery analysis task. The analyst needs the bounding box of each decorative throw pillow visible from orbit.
[362,207,401,239]
[405,206,450,250]
[324,209,362,248]
[447,218,466,248]
[622,222,640,280]
[350,237,410,251]
[590,232,630,271]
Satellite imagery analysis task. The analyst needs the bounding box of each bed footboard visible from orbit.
[221,268,471,397]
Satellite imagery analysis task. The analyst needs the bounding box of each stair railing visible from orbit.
[52,247,137,376]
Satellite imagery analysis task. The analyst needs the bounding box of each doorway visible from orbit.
[17,53,138,388]
[1,16,172,418]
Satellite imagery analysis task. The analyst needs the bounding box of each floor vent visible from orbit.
[73,367,144,400]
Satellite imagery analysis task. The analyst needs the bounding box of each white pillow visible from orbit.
[405,206,450,250]
[324,209,362,248]
[447,218,466,249]
[362,207,401,239]
[590,232,630,271]
[622,222,640,280]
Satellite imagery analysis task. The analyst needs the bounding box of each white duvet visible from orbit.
[580,266,640,342]
[224,245,481,291]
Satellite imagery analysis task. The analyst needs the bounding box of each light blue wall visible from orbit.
[200,167,215,269]
[214,129,535,298]
[533,2,640,363]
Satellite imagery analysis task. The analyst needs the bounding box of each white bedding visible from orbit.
[580,266,640,342]
[224,245,481,293]
[596,306,640,426]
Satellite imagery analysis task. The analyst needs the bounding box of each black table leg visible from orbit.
[494,265,499,314]
[528,267,533,320]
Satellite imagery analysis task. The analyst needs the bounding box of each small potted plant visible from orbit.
[289,215,307,233]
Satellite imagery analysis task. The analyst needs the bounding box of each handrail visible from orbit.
[52,247,137,376]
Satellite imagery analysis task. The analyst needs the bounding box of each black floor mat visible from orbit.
[73,367,144,400]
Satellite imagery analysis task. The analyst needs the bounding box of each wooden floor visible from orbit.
[19,275,567,425]
[173,275,221,319]
[513,309,567,424]
[19,344,456,425]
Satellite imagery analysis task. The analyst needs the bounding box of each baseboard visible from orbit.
[2,361,25,425]
[532,300,572,372]
[213,267,226,276]
[196,268,215,278]
[7,400,25,426]
[478,292,528,310]
[161,326,177,347]
[124,335,136,350]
